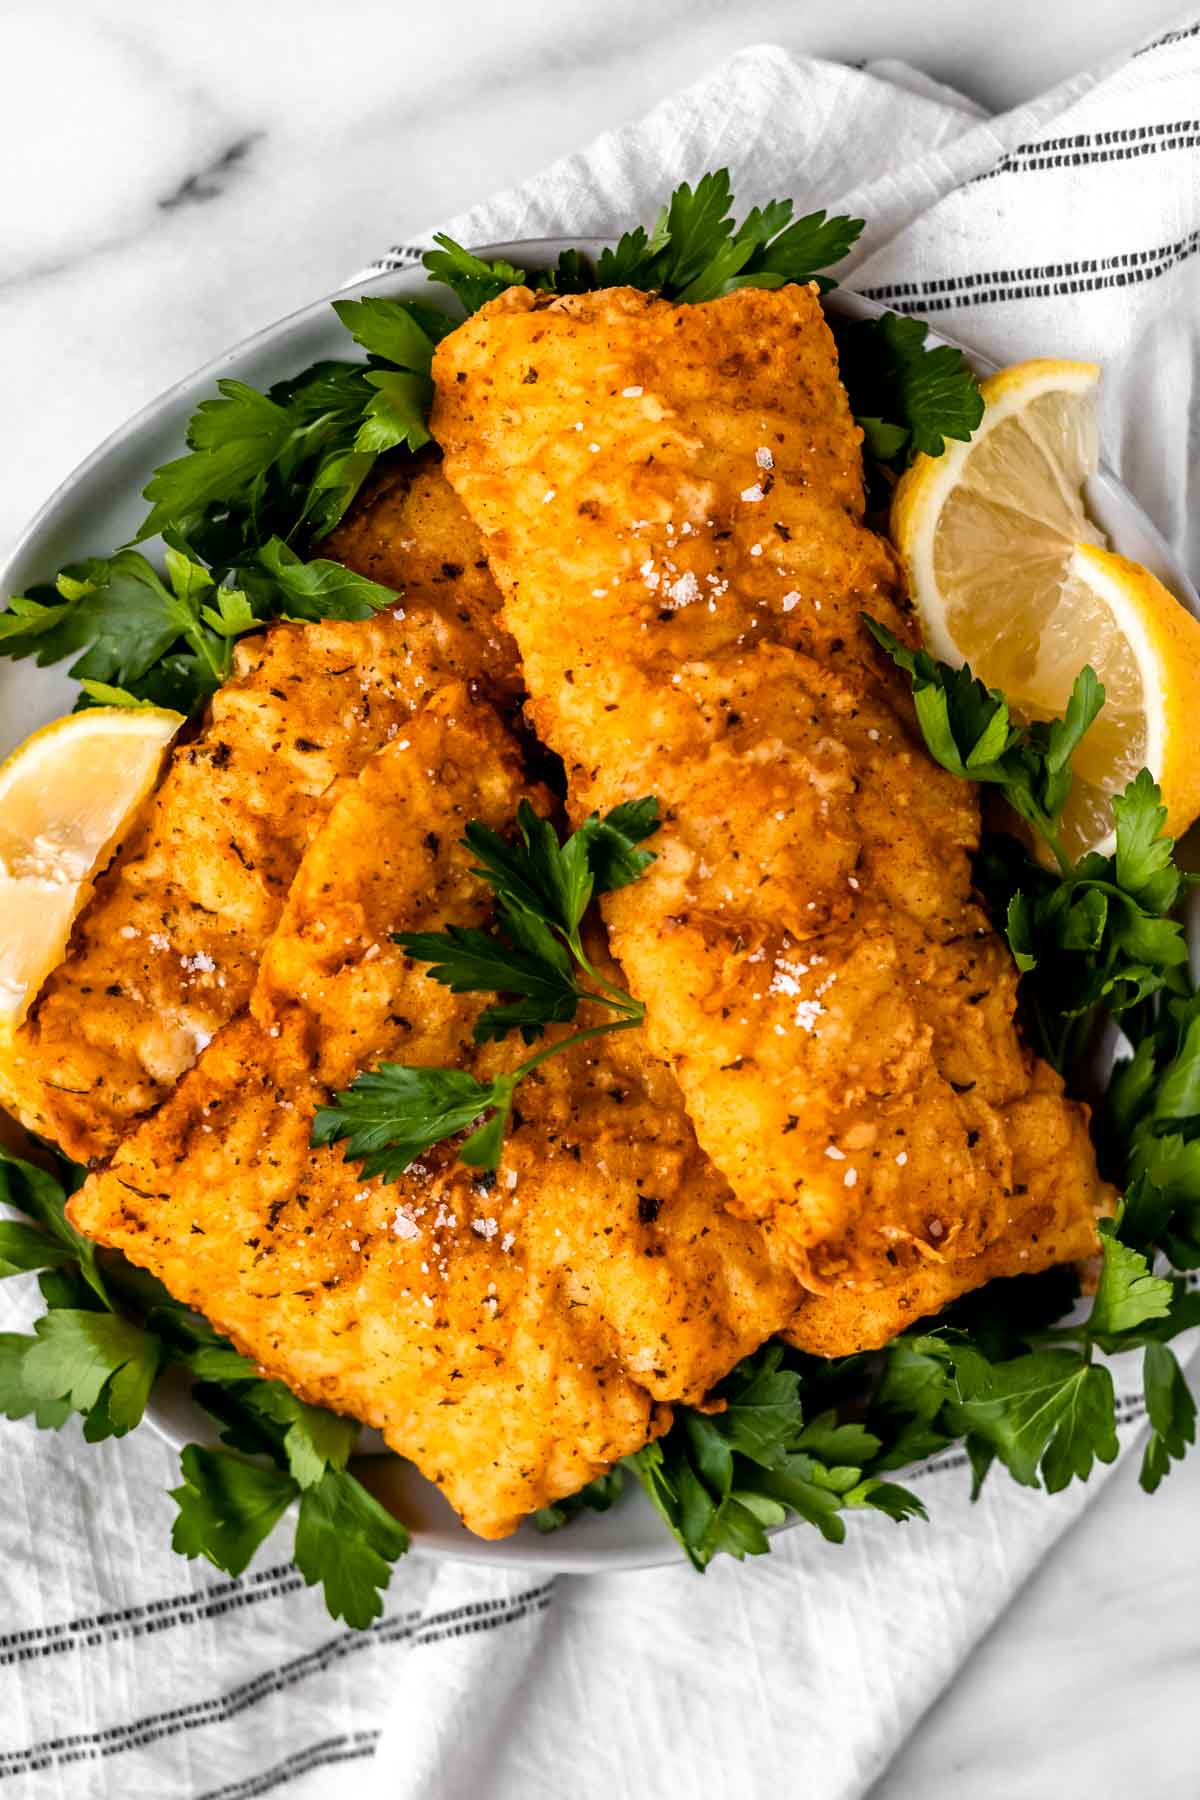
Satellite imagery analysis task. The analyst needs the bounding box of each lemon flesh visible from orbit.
[0,707,183,1037]
[892,360,1200,858]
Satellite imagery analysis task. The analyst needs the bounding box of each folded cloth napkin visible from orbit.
[3,16,1198,1800]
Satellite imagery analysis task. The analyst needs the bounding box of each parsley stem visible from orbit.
[512,1010,645,1083]
[564,931,646,1017]
[574,983,643,1019]
[1032,818,1074,878]
[567,936,633,1003]
[1047,838,1074,879]
[186,620,228,684]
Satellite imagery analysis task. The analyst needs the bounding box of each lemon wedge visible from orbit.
[891,358,1200,857]
[0,706,183,1039]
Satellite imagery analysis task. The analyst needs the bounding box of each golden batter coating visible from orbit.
[0,457,504,1165]
[71,688,802,1537]
[321,449,523,709]
[785,1083,1106,1353]
[431,282,1107,1296]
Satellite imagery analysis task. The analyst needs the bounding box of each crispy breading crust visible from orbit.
[431,283,1109,1296]
[322,452,523,708]
[70,687,802,1536]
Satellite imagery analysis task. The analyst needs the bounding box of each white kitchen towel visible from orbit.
[2,16,1198,1800]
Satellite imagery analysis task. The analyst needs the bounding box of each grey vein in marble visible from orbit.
[158,132,265,213]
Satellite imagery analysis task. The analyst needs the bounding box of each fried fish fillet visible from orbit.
[431,283,1108,1303]
[0,456,510,1165]
[71,686,802,1536]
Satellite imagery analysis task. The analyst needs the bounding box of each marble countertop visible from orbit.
[3,3,1196,1795]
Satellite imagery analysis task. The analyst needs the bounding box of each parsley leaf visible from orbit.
[0,528,399,718]
[1114,768,1180,910]
[21,1310,163,1440]
[832,311,985,464]
[1,551,221,693]
[139,362,376,560]
[0,545,246,716]
[312,1064,514,1178]
[330,295,448,370]
[1152,1014,1200,1127]
[464,798,659,954]
[0,1335,73,1429]
[293,1469,411,1628]
[355,371,434,456]
[1088,1222,1172,1336]
[0,1148,108,1314]
[640,171,745,295]
[866,617,1105,869]
[170,1445,298,1576]
[927,1341,1119,1492]
[140,380,295,543]
[246,537,396,623]
[136,303,450,576]
[574,798,661,893]
[274,1401,357,1489]
[464,801,596,949]
[0,1220,77,1278]
[199,1376,360,1488]
[396,923,580,1043]
[599,175,862,301]
[1140,1341,1196,1492]
[422,239,527,313]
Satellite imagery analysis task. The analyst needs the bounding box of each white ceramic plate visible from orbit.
[2,245,1197,1571]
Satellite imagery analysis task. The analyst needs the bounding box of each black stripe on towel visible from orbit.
[858,228,1200,312]
[972,118,1200,180]
[0,1566,304,1668]
[197,1732,382,1800]
[1133,21,1200,56]
[0,1586,555,1783]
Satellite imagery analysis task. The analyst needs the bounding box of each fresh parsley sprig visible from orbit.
[0,1146,408,1626]
[1,530,397,715]
[140,296,452,563]
[0,294,450,716]
[625,1344,925,1570]
[864,617,1106,874]
[424,171,865,313]
[832,311,985,466]
[313,799,659,1176]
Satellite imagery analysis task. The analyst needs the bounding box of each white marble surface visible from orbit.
[2,3,1197,1795]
